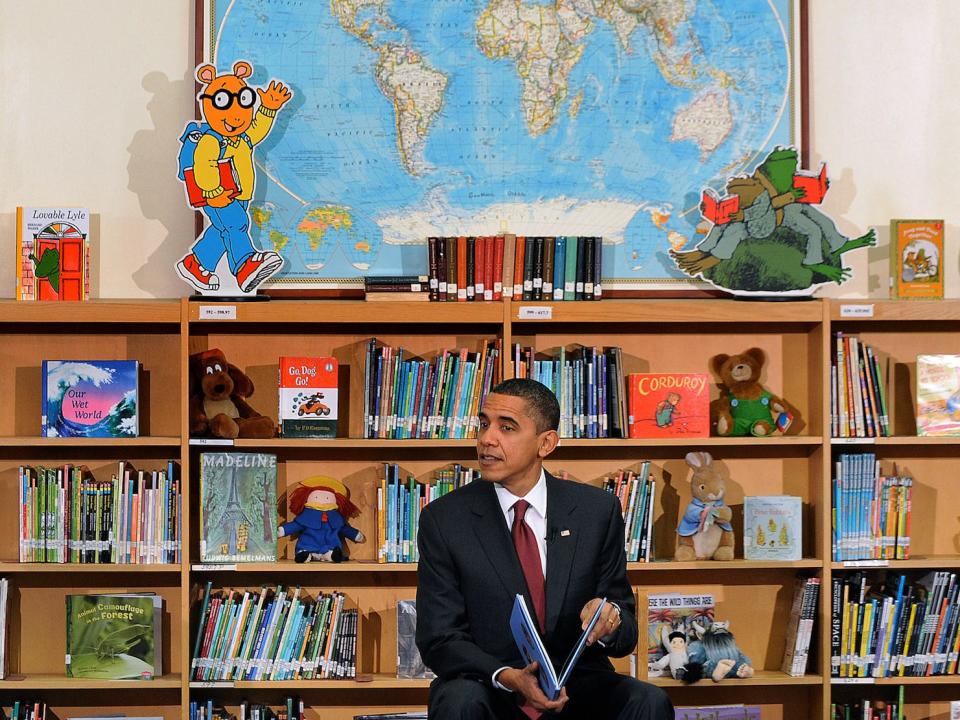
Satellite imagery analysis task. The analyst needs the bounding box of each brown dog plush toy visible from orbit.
[189,348,276,439]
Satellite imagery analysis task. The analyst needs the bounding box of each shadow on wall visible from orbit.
[127,71,195,298]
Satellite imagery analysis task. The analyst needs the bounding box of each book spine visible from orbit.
[483,235,495,301]
[575,236,586,300]
[428,236,440,301]
[456,235,467,302]
[593,235,603,299]
[513,235,526,299]
[583,236,595,300]
[436,236,447,301]
[563,236,577,300]
[446,236,457,302]
[531,236,544,301]
[542,236,555,299]
[493,235,505,300]
[466,235,476,301]
[522,236,535,300]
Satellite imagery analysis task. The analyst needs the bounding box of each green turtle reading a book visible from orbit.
[671,147,875,294]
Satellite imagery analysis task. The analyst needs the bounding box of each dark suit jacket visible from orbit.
[416,471,637,684]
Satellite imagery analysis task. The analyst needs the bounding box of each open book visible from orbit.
[509,594,606,700]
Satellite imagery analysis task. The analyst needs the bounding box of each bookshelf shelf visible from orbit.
[190,561,418,573]
[829,299,960,322]
[0,300,181,325]
[0,673,182,690]
[0,436,182,447]
[631,559,823,572]
[830,435,960,446]
[188,300,505,324]
[649,671,823,687]
[513,299,824,325]
[831,555,960,570]
[192,676,431,690]
[0,562,181,574]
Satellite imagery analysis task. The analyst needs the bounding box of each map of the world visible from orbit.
[205,0,798,288]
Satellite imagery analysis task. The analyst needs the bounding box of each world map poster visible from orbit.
[200,0,802,289]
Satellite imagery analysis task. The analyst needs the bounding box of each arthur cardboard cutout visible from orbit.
[670,147,875,295]
[176,61,292,296]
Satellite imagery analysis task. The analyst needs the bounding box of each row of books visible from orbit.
[831,333,890,438]
[362,339,501,439]
[426,235,603,302]
[376,464,478,564]
[18,462,181,564]
[831,571,960,678]
[192,585,357,682]
[601,464,656,562]
[831,697,904,720]
[0,704,50,720]
[780,576,820,676]
[831,454,912,562]
[513,344,628,438]
[189,699,304,720]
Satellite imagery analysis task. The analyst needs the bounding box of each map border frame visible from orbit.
[194,0,809,296]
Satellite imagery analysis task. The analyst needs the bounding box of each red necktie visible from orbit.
[512,499,545,720]
[511,499,546,631]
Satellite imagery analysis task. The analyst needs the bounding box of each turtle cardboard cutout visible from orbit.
[671,147,875,295]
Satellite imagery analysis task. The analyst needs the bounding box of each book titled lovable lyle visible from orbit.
[16,206,91,301]
[510,594,606,700]
[743,495,802,561]
[41,360,139,438]
[279,356,339,438]
[627,373,709,438]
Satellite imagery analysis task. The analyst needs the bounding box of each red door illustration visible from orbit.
[34,222,86,301]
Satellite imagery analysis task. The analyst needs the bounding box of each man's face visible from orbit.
[477,393,556,488]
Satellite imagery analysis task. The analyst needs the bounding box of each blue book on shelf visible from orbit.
[42,360,139,438]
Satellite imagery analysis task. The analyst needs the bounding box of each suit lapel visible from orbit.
[469,481,529,604]
[544,473,579,635]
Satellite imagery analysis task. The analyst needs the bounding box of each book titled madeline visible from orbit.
[41,360,139,438]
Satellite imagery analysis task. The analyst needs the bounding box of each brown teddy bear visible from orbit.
[675,451,734,561]
[189,348,276,439]
[711,347,792,437]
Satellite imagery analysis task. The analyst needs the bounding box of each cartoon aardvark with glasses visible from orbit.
[177,61,292,294]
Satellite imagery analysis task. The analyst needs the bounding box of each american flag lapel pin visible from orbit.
[560,529,571,537]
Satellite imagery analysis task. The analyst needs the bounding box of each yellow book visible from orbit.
[839,587,850,677]
[898,603,918,676]
[857,602,873,677]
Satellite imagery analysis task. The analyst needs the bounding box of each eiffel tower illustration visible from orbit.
[220,467,253,556]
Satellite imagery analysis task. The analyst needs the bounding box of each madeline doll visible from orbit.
[278,476,365,562]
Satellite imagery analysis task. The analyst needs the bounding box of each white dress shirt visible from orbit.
[494,469,548,576]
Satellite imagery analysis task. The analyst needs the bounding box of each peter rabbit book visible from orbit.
[65,593,163,679]
[627,373,709,439]
[199,452,278,563]
[278,356,339,438]
[41,360,139,438]
[647,592,715,677]
[916,354,960,436]
[743,495,802,561]
[16,207,91,301]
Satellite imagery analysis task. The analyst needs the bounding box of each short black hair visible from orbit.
[487,378,560,433]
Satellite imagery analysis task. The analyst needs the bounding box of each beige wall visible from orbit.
[0,1,956,299]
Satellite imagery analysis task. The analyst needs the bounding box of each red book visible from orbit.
[183,158,240,208]
[493,235,505,300]
[792,163,828,204]
[483,235,495,300]
[513,236,526,298]
[456,235,467,301]
[700,188,739,225]
[627,373,710,438]
[475,236,487,299]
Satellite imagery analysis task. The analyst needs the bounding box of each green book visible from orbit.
[65,593,163,679]
[563,236,578,300]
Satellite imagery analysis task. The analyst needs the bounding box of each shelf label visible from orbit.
[199,305,237,320]
[189,438,235,446]
[190,681,235,688]
[840,304,874,318]
[831,437,876,445]
[193,564,237,571]
[842,560,889,568]
[518,306,553,320]
[831,677,875,684]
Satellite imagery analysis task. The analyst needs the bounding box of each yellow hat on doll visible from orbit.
[300,475,350,499]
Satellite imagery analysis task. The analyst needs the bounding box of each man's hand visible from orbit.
[581,598,620,646]
[498,662,569,712]
[258,80,293,111]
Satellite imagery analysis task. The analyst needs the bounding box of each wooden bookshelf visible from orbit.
[1,297,956,719]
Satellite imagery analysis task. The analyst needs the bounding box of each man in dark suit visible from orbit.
[417,378,672,719]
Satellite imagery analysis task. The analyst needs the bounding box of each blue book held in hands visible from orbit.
[510,594,606,700]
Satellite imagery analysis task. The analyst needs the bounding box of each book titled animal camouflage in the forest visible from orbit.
[65,593,163,679]
[199,452,278,563]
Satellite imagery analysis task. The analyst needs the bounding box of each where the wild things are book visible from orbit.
[42,360,139,438]
[199,452,278,563]
[65,593,163,679]
[647,592,715,677]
